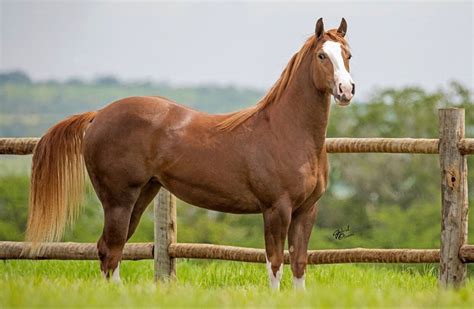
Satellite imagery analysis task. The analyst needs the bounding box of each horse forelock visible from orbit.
[320,30,348,46]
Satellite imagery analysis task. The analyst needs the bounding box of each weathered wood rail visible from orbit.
[2,241,474,264]
[0,108,473,288]
[2,136,474,155]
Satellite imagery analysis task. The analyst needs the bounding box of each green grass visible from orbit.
[0,156,31,176]
[0,260,473,307]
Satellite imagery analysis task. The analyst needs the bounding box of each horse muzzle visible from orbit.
[333,80,355,106]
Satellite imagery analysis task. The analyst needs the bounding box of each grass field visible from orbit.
[1,260,473,307]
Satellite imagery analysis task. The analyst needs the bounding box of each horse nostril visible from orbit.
[338,83,343,94]
[351,83,355,95]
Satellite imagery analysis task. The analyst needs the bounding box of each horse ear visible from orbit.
[315,18,324,39]
[337,18,347,37]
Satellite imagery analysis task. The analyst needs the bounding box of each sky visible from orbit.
[1,0,472,99]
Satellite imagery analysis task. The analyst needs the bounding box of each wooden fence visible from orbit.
[0,108,473,288]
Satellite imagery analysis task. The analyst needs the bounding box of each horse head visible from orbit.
[312,18,355,106]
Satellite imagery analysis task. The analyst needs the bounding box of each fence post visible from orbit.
[438,108,468,288]
[154,189,177,281]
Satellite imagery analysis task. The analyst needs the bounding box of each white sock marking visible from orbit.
[266,255,283,290]
[293,274,306,290]
[111,263,121,283]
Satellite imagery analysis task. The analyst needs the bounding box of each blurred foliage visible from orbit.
[0,71,473,251]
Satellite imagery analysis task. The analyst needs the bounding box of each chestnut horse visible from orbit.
[26,18,354,289]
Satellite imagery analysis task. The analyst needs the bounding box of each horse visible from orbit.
[26,17,354,290]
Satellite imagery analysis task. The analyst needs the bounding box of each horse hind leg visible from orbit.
[126,180,161,241]
[98,204,135,282]
[97,179,160,282]
[96,186,141,283]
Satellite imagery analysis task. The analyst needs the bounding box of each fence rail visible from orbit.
[3,241,474,264]
[0,108,472,288]
[1,137,473,155]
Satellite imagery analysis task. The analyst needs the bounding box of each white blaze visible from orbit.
[322,41,354,103]
[322,41,352,83]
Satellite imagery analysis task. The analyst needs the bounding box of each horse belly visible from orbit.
[155,162,262,214]
[163,180,262,214]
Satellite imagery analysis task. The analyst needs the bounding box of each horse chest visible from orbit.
[289,158,328,206]
[251,150,328,207]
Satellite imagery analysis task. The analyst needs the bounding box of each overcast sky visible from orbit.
[1,0,472,99]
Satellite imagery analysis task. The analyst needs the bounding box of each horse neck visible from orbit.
[262,56,331,151]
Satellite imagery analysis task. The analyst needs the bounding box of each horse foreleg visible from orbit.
[288,203,318,290]
[262,203,291,290]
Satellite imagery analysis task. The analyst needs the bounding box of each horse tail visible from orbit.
[26,111,97,246]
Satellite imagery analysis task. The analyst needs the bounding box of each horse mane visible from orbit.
[216,30,347,131]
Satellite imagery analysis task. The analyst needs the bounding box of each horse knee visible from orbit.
[291,260,306,279]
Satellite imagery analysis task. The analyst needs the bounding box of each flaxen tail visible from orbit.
[26,111,97,246]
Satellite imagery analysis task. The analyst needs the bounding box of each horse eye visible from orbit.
[318,53,326,60]
[348,54,352,60]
